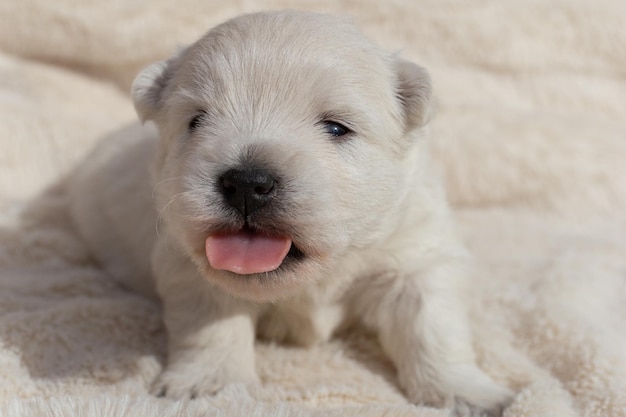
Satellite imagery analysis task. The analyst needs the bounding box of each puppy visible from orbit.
[68,10,512,414]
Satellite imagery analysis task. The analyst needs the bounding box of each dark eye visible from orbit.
[188,111,206,131]
[322,121,351,138]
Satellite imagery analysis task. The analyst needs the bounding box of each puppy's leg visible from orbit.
[151,240,260,399]
[352,262,512,415]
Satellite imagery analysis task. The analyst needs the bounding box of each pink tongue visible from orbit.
[205,231,292,274]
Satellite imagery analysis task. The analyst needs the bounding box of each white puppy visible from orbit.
[68,10,512,414]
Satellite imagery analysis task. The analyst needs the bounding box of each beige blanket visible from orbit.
[1,1,625,416]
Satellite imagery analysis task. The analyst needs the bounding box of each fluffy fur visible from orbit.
[67,11,512,414]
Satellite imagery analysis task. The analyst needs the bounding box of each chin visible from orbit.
[199,256,319,303]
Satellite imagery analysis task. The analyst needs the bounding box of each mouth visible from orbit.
[205,225,304,275]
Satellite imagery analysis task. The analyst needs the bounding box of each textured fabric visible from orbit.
[0,1,625,416]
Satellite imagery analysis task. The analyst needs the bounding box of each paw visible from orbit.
[445,365,513,415]
[400,364,513,416]
[151,358,260,399]
[451,397,507,417]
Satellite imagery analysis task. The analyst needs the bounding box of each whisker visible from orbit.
[152,177,181,200]
[155,191,187,239]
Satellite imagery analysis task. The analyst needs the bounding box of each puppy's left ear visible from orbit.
[131,49,184,123]
[132,61,171,123]
[395,59,432,131]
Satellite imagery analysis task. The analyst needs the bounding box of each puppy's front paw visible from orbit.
[401,364,513,416]
[447,365,513,416]
[451,397,507,417]
[151,354,260,399]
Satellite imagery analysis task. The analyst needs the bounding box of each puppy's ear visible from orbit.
[131,51,183,123]
[395,59,432,131]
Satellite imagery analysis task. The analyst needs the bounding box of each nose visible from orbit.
[219,168,278,217]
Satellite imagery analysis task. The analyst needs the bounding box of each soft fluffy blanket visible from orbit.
[1,1,625,416]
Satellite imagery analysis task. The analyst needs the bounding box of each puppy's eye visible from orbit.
[188,111,206,131]
[322,121,351,138]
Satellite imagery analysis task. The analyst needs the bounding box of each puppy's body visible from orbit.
[68,11,511,414]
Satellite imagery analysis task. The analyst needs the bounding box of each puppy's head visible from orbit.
[132,11,431,302]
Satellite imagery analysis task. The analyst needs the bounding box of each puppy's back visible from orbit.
[68,123,158,296]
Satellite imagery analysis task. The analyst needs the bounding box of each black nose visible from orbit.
[219,168,278,217]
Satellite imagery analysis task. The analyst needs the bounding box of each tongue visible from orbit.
[205,231,292,275]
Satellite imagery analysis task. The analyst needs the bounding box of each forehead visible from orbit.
[168,12,400,131]
[193,11,387,74]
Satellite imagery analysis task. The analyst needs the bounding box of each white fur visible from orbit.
[68,10,512,414]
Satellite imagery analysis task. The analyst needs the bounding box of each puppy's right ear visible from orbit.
[132,51,183,123]
[394,59,432,131]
